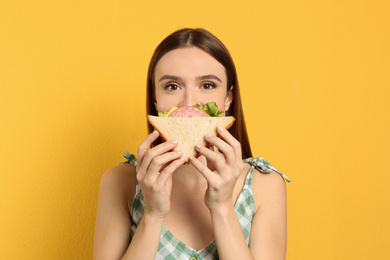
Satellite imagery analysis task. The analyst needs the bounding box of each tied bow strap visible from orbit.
[120,151,137,167]
[243,157,291,183]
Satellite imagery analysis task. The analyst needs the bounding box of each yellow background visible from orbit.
[1,0,389,259]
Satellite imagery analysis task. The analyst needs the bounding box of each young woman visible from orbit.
[94,28,290,260]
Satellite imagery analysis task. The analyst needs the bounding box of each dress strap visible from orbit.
[243,165,254,189]
[243,157,291,183]
[119,151,137,167]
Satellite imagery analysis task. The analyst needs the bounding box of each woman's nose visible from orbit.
[181,88,199,107]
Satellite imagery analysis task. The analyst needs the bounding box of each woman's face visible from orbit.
[154,47,233,115]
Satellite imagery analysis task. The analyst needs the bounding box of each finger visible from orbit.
[137,130,160,167]
[147,150,183,173]
[195,143,227,174]
[158,157,186,184]
[206,146,217,172]
[189,156,217,183]
[216,126,242,163]
[138,140,179,177]
[204,134,235,166]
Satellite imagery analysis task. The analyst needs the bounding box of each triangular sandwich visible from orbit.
[147,115,235,162]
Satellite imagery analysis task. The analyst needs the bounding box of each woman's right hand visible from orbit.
[136,130,185,220]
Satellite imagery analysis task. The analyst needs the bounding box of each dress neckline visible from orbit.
[161,165,255,253]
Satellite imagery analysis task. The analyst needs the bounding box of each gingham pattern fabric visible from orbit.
[123,152,290,260]
[243,157,291,183]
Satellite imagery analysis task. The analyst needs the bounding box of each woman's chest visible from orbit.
[163,168,250,251]
[164,185,214,251]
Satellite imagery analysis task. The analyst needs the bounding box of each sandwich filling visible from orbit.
[158,102,224,117]
[168,106,209,118]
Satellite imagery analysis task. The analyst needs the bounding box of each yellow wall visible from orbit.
[1,0,389,259]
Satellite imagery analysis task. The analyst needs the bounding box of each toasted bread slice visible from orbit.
[147,115,235,162]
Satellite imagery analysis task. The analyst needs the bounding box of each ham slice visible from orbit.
[168,106,209,118]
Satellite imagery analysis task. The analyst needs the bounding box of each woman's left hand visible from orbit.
[190,126,245,212]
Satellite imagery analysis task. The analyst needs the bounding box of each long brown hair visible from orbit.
[146,28,252,159]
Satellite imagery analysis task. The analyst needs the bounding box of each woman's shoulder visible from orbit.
[101,152,137,190]
[252,168,287,212]
[252,167,287,192]
[243,157,287,211]
[102,163,136,183]
[99,162,137,208]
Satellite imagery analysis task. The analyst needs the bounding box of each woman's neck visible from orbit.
[173,155,208,187]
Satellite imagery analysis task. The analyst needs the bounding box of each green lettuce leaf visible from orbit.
[158,105,181,117]
[200,102,224,117]
[158,111,170,117]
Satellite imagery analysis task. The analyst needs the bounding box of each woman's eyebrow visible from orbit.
[158,75,180,82]
[158,74,222,82]
[196,74,222,82]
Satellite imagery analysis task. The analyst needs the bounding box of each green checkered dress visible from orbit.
[122,152,290,260]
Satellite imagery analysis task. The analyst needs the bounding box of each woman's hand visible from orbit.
[190,126,245,212]
[136,130,185,220]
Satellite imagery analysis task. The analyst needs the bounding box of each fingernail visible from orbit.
[205,134,211,139]
[189,156,194,161]
[177,150,183,154]
[196,144,202,149]
[171,140,178,144]
[218,126,224,132]
[153,130,159,134]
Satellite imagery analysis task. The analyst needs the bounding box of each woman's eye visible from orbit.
[201,83,217,90]
[164,84,181,91]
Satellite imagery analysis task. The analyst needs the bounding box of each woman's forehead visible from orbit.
[154,47,227,81]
